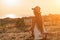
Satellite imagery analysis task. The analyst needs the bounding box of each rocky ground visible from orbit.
[0,32,33,40]
[0,26,34,40]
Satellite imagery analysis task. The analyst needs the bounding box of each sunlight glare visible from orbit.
[55,0,60,6]
[5,14,16,18]
[2,0,22,7]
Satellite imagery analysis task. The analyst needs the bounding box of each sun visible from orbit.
[2,0,22,7]
[5,14,16,18]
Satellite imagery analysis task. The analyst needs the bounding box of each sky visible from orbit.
[0,0,60,18]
